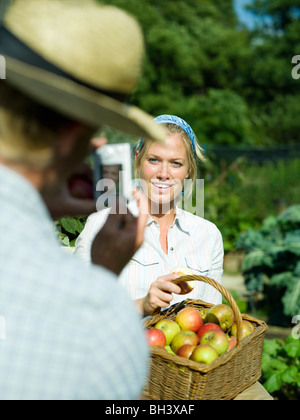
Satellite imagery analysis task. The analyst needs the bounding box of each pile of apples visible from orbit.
[146,304,255,365]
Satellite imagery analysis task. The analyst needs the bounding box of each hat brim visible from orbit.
[5,56,166,142]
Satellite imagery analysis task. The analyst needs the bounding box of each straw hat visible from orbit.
[1,0,166,141]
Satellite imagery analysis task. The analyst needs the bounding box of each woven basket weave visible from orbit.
[143,275,268,400]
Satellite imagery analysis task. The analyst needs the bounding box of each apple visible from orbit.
[146,329,166,347]
[154,319,181,345]
[199,308,209,322]
[175,307,203,333]
[228,337,237,351]
[231,320,254,339]
[176,344,196,359]
[170,330,199,354]
[165,345,176,355]
[190,344,219,365]
[171,267,195,295]
[205,304,235,332]
[199,329,229,356]
[197,323,222,340]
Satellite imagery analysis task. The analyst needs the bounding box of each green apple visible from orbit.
[199,329,229,356]
[165,345,176,355]
[231,320,254,339]
[199,308,209,322]
[170,330,199,354]
[205,304,234,332]
[155,319,181,345]
[190,344,219,365]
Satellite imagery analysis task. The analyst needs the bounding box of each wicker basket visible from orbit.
[143,275,268,400]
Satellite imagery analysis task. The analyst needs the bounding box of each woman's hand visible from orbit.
[139,273,182,316]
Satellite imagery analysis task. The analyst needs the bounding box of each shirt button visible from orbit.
[170,247,174,251]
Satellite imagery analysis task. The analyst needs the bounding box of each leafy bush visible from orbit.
[236,205,300,324]
[204,158,300,252]
[55,216,87,247]
[262,335,300,400]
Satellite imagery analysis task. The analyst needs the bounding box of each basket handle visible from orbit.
[165,275,243,345]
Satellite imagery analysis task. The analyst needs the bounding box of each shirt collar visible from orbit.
[146,206,191,236]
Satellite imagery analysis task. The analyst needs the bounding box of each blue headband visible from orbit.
[138,114,196,155]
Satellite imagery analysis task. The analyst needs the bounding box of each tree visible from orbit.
[98,0,255,145]
[98,0,300,145]
[243,0,300,144]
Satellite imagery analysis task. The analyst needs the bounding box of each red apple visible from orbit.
[170,330,199,354]
[228,337,237,351]
[146,329,166,347]
[171,267,195,295]
[190,344,219,365]
[231,320,254,339]
[175,307,203,333]
[205,304,235,332]
[176,344,196,359]
[197,323,222,340]
[200,329,229,356]
[155,319,181,345]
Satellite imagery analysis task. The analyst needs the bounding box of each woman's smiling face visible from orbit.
[138,133,191,208]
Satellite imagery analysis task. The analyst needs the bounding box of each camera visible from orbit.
[93,143,133,205]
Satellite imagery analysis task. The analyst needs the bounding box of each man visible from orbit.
[0,0,166,400]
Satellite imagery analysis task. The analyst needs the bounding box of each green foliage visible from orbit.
[97,0,300,146]
[236,205,300,321]
[196,89,253,145]
[261,335,300,399]
[204,158,300,252]
[55,216,87,247]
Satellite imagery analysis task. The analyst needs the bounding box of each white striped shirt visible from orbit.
[75,205,224,306]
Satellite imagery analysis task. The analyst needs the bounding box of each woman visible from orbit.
[75,115,224,316]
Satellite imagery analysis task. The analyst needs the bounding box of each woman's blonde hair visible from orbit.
[135,122,205,184]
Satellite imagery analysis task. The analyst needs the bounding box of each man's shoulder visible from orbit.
[53,248,118,296]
